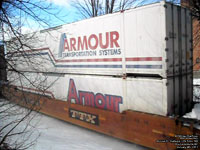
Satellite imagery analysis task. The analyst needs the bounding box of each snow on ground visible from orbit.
[184,103,200,120]
[184,78,200,120]
[0,100,148,150]
[192,79,200,120]
[182,79,200,129]
[183,103,200,130]
[194,79,200,102]
[194,78,200,85]
[29,114,149,150]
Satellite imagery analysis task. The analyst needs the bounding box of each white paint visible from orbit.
[8,1,192,78]
[8,71,193,116]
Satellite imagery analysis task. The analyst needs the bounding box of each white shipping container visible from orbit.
[8,71,193,116]
[8,1,193,78]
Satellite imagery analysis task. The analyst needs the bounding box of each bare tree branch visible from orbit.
[72,0,138,19]
[0,0,67,149]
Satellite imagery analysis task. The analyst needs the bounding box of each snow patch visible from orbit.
[183,103,200,120]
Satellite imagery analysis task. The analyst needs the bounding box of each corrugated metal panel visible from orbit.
[172,4,181,115]
[187,73,193,111]
[165,3,174,77]
[174,75,180,115]
[181,75,187,115]
[167,75,193,116]
[186,9,193,73]
[181,8,187,74]
[173,5,180,75]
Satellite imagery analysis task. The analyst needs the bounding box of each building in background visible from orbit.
[181,0,200,77]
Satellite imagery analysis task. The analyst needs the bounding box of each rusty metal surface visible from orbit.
[3,87,200,150]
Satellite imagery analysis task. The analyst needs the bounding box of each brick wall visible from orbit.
[181,0,200,71]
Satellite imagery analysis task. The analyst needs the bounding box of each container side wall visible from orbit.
[173,5,181,75]
[181,8,187,74]
[186,8,193,112]
[113,3,168,77]
[172,5,181,115]
[126,78,167,115]
[174,75,180,115]
[8,71,169,116]
[181,75,187,115]
[181,8,187,115]
[176,7,184,115]
[186,10,193,73]
[165,3,174,77]
[7,2,192,78]
[166,77,174,116]
[187,73,193,111]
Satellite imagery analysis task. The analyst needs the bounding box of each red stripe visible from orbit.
[126,57,162,61]
[24,48,122,62]
[48,48,58,62]
[57,58,122,62]
[23,48,162,62]
[17,86,55,99]
[24,47,49,53]
[8,47,49,54]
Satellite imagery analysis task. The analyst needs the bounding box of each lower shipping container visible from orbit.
[8,71,193,116]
